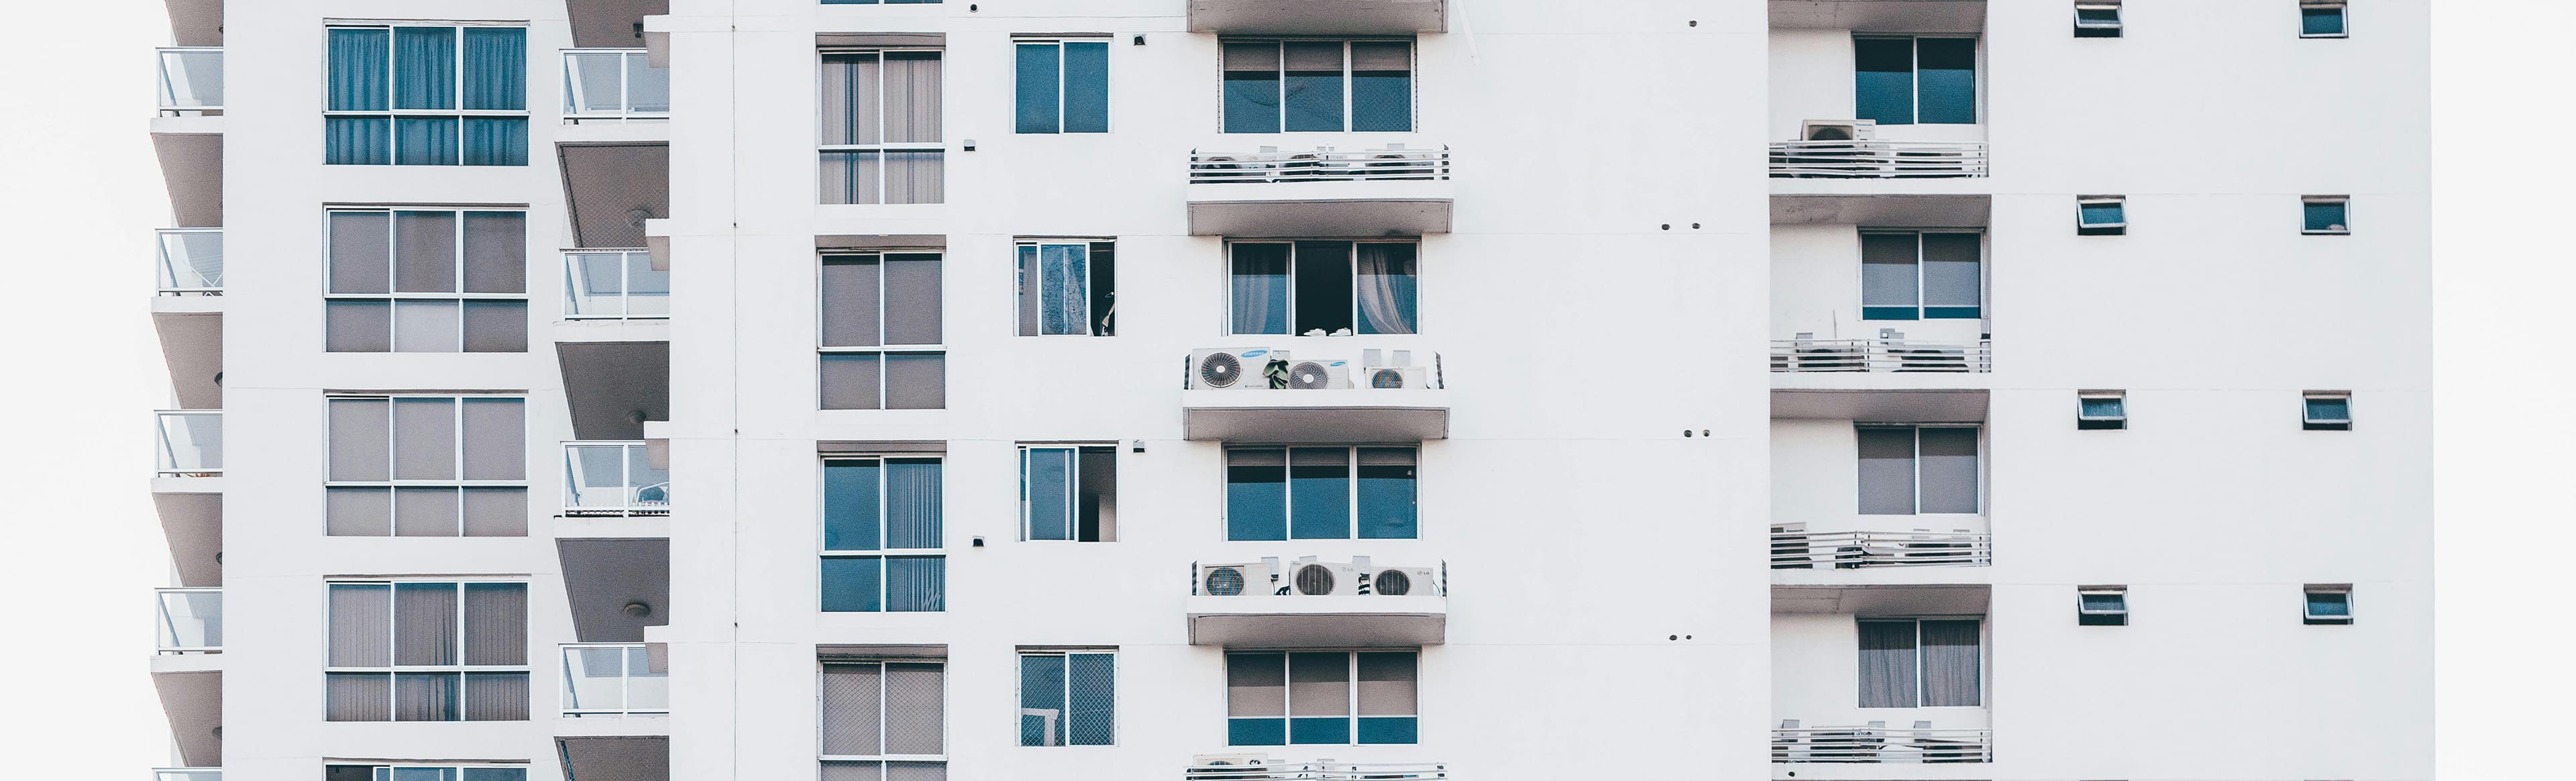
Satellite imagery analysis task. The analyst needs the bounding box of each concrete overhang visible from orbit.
[1771,371,1992,395]
[1771,389,1987,423]
[150,662,221,768]
[1183,389,1450,443]
[642,16,671,67]
[152,128,222,229]
[1770,194,1989,227]
[557,341,669,441]
[163,0,223,46]
[1770,0,1987,33]
[1187,0,1447,34]
[1188,182,1453,238]
[1187,595,1447,648]
[557,735,669,781]
[152,303,223,410]
[1772,584,1990,616]
[156,490,223,587]
[559,143,669,250]
[557,538,669,643]
[570,0,667,48]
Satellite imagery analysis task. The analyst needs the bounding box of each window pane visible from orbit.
[820,54,881,146]
[1856,427,1918,515]
[1860,233,1919,318]
[328,301,394,352]
[2080,397,2125,418]
[325,117,393,165]
[882,52,943,144]
[821,255,883,348]
[1222,42,1281,134]
[394,301,462,352]
[884,663,945,753]
[888,557,945,611]
[1024,448,1073,541]
[884,150,945,204]
[821,354,884,410]
[1020,655,1067,746]
[1063,42,1110,133]
[1354,652,1416,715]
[2080,201,2125,226]
[1856,620,1919,708]
[1915,38,1977,124]
[1076,448,1117,542]
[1288,652,1350,717]
[821,558,884,612]
[1289,448,1351,539]
[393,582,460,666]
[1281,42,1345,132]
[462,212,527,293]
[2302,7,2345,36]
[822,763,884,781]
[460,28,526,111]
[392,398,457,479]
[329,583,393,667]
[823,152,881,205]
[1293,242,1354,336]
[820,663,885,756]
[395,674,458,721]
[330,211,392,293]
[393,28,456,110]
[325,672,392,721]
[394,486,460,536]
[628,54,671,112]
[394,117,461,166]
[327,29,390,111]
[462,117,530,166]
[329,486,394,535]
[1917,427,1980,514]
[461,583,527,666]
[1227,653,1286,717]
[1355,448,1417,539]
[2308,397,2351,421]
[1231,244,1291,335]
[1037,244,1089,335]
[464,672,531,720]
[460,399,525,480]
[1067,653,1115,745]
[2080,592,2125,611]
[885,354,947,409]
[462,301,528,352]
[824,460,883,551]
[393,211,458,293]
[2305,201,2348,231]
[1920,233,1982,313]
[883,254,943,345]
[1350,42,1411,132]
[462,487,527,536]
[1919,619,1982,706]
[1354,244,1417,335]
[329,399,392,481]
[885,459,943,548]
[1227,450,1289,541]
[1015,44,1061,134]
[1854,38,1915,125]
[2308,591,2351,616]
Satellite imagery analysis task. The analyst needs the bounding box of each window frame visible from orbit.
[322,578,531,722]
[817,251,947,409]
[1017,648,1118,747]
[1856,424,1983,517]
[323,207,532,352]
[1219,37,1418,134]
[2302,195,2352,236]
[1225,239,1423,337]
[1223,649,1421,746]
[1851,34,1980,126]
[1015,239,1117,337]
[1858,229,1984,321]
[1223,445,1422,541]
[1854,617,1986,709]
[325,765,529,781]
[323,23,531,166]
[2300,1,2350,38]
[323,394,530,537]
[2074,2,2124,37]
[1014,37,1111,134]
[1018,444,1119,542]
[2302,390,2353,431]
[2076,195,2128,235]
[2077,390,2128,430]
[816,47,947,205]
[2303,584,2354,625]
[818,456,948,613]
[817,658,950,775]
[2077,586,2130,625]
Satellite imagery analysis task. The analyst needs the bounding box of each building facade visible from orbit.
[147,1,2430,780]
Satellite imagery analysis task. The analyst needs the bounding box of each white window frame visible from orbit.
[1218,38,1418,134]
[818,456,947,612]
[1017,647,1118,747]
[816,48,946,205]
[1223,446,1422,540]
[2302,390,2353,430]
[1222,649,1421,746]
[1856,424,1984,517]
[323,207,531,352]
[816,251,947,409]
[324,394,530,536]
[1224,240,1423,337]
[2303,584,2354,625]
[322,578,531,722]
[2300,1,2350,39]
[2077,586,2130,625]
[2076,195,2128,233]
[2302,195,2352,235]
[2074,1,2123,36]
[1015,239,1116,337]
[1018,444,1117,542]
[818,658,950,773]
[2077,390,2128,429]
[323,23,532,166]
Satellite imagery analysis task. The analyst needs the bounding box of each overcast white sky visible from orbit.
[0,0,2563,774]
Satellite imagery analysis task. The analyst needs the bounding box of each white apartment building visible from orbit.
[145,1,2430,780]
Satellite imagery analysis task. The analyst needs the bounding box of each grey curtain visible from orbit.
[1919,620,1982,706]
[392,398,456,480]
[820,255,883,347]
[462,487,527,537]
[1856,620,1919,708]
[461,212,526,294]
[883,53,943,143]
[1916,427,1980,514]
[395,486,459,536]
[885,663,947,753]
[821,663,885,755]
[1288,652,1350,717]
[325,672,391,721]
[1016,246,1042,335]
[328,583,392,666]
[464,672,529,721]
[1354,652,1417,716]
[886,556,946,612]
[394,211,456,293]
[329,486,394,536]
[396,672,460,721]
[883,459,943,548]
[1226,653,1287,717]
[328,399,391,481]
[883,254,943,345]
[460,399,525,480]
[461,583,527,666]
[394,582,460,666]
[329,211,391,293]
[1856,427,1917,515]
[1354,244,1417,335]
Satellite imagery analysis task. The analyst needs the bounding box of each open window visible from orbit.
[2078,586,2129,625]
[2302,195,2351,235]
[1020,445,1117,541]
[2077,196,2127,236]
[2078,390,2128,430]
[1017,240,1115,335]
[2303,391,2352,431]
[2301,1,2349,38]
[2304,584,2353,625]
[2074,2,2123,37]
[1229,241,1419,336]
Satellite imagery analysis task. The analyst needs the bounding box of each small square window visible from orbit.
[2074,2,2123,37]
[2078,586,2129,626]
[2077,196,2127,236]
[2304,584,2353,625]
[2300,1,2349,38]
[2303,391,2352,431]
[2302,196,2350,235]
[2078,390,2127,430]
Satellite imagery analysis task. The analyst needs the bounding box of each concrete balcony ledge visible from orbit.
[1188,557,1446,647]
[1187,0,1448,34]
[1187,146,1452,238]
[1183,388,1450,443]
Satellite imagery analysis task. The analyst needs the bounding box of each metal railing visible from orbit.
[561,643,669,716]
[1769,339,1992,373]
[156,588,222,654]
[152,770,222,781]
[1773,726,1992,763]
[1771,531,1992,569]
[158,228,223,295]
[563,49,669,123]
[564,250,669,319]
[1189,145,1450,184]
[156,411,223,477]
[157,48,223,116]
[1195,558,1446,598]
[564,441,669,517]
[1185,762,1448,780]
[1768,140,1988,178]
[1183,351,1444,390]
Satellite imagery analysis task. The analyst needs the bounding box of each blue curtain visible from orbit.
[328,29,389,111]
[1854,38,1915,125]
[1857,620,1919,708]
[394,28,455,110]
[395,117,458,166]
[822,460,882,550]
[886,556,945,611]
[1039,244,1088,335]
[462,28,525,111]
[1063,42,1110,133]
[326,117,392,165]
[462,118,527,166]
[1016,44,1061,134]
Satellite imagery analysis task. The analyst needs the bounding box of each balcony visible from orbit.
[153,48,222,230]
[564,50,669,125]
[156,48,222,117]
[565,441,669,517]
[561,643,669,717]
[1769,141,1988,179]
[1187,557,1447,648]
[1187,146,1452,238]
[152,411,223,587]
[156,588,221,654]
[1772,723,1993,764]
[157,228,222,295]
[1184,761,1449,780]
[1773,584,1991,770]
[155,411,221,478]
[1181,350,1449,443]
[152,230,225,411]
[1770,336,1991,374]
[1771,527,1990,570]
[1186,0,1447,35]
[565,250,669,320]
[152,770,221,781]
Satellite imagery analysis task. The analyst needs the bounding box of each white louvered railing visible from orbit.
[1770,339,1992,373]
[1184,762,1448,780]
[1770,531,1992,569]
[1189,145,1450,183]
[1768,140,1989,178]
[1773,727,1993,763]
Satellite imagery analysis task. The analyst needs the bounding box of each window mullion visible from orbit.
[1342,42,1354,132]
[1911,426,1925,515]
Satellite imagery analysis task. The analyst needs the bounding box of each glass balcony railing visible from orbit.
[561,643,669,716]
[158,228,223,295]
[157,48,223,116]
[563,49,669,123]
[156,588,222,653]
[156,411,222,477]
[564,250,669,319]
[152,770,221,781]
[564,441,670,516]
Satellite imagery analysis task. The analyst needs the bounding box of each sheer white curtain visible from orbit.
[1354,243,1417,334]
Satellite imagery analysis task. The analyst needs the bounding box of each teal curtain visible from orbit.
[395,117,458,166]
[329,29,390,110]
[462,118,527,166]
[394,28,455,110]
[462,28,525,110]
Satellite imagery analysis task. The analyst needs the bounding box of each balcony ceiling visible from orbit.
[1182,390,1452,443]
[568,0,667,48]
[155,492,222,588]
[152,132,222,228]
[559,538,669,643]
[1772,584,1988,615]
[1771,389,1986,423]
[153,311,223,410]
[559,736,669,781]
[162,0,221,46]
[1187,195,1452,238]
[1187,0,1447,35]
[1188,595,1448,648]
[152,668,222,768]
[1770,1,1986,33]
[1770,195,1989,227]
[561,143,670,250]
[558,341,669,441]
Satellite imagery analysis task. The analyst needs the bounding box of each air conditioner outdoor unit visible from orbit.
[1362,365,1426,388]
[1193,348,1287,390]
[1287,558,1363,596]
[1188,753,1277,780]
[1801,119,1876,141]
[1363,563,1439,596]
[1285,359,1352,389]
[1198,561,1274,596]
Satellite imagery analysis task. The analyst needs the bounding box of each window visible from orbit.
[1020,446,1118,541]
[564,250,669,319]
[2074,2,2123,37]
[2304,584,2353,625]
[2304,391,2353,431]
[1230,241,1419,336]
[325,25,528,166]
[2078,390,2128,430]
[820,660,946,778]
[1860,231,1980,320]
[820,252,945,409]
[325,766,527,781]
[2076,196,2127,236]
[1222,39,1413,133]
[1854,36,1976,125]
[822,457,945,612]
[1226,447,1418,541]
[1016,38,1109,134]
[1857,425,1979,515]
[2301,1,2349,38]
[326,209,529,352]
[2078,586,2129,625]
[1856,619,1982,708]
[819,49,943,204]
[326,396,528,536]
[2303,195,2351,235]
[1019,650,1115,746]
[1226,651,1417,745]
[1016,240,1116,336]
[325,580,529,721]
[824,0,941,4]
